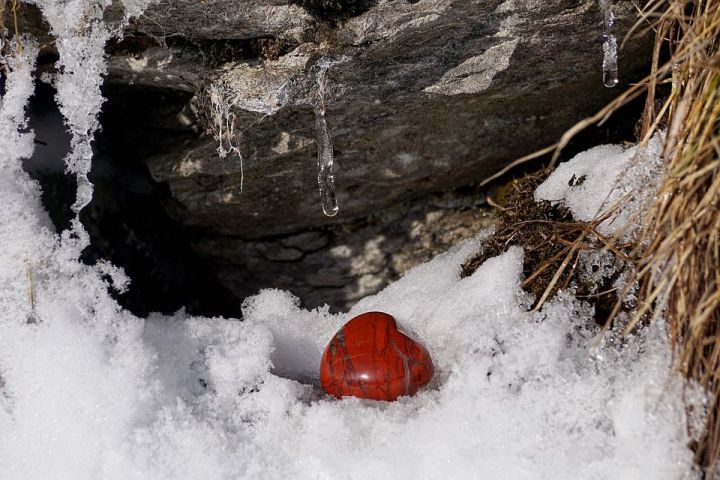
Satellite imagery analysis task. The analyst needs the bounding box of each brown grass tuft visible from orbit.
[0,0,22,45]
[478,0,719,473]
[628,0,720,473]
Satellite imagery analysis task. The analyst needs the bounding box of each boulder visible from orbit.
[114,0,649,239]
[21,0,652,311]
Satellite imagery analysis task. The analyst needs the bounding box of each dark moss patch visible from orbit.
[461,175,573,300]
[461,174,629,325]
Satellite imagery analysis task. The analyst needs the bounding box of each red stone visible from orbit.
[319,311,434,401]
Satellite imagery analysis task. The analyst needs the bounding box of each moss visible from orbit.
[461,174,627,325]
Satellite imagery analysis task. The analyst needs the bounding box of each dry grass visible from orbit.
[537,0,720,472]
[0,0,23,62]
[477,0,719,473]
[0,0,21,44]
[627,0,720,473]
[461,176,632,323]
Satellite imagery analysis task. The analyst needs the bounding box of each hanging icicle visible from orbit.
[313,60,339,217]
[599,0,618,88]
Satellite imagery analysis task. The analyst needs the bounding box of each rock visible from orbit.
[320,311,434,401]
[19,0,652,312]
[192,189,494,310]
[126,0,314,41]
[121,0,650,239]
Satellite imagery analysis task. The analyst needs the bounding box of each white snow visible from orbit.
[25,0,157,217]
[535,133,665,237]
[0,17,698,480]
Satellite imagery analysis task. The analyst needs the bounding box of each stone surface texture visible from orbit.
[21,0,651,311]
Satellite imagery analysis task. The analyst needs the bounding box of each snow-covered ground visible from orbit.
[0,125,698,478]
[0,4,700,478]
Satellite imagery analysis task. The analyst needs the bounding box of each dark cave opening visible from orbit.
[289,0,378,25]
[24,79,240,319]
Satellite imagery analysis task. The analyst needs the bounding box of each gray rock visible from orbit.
[130,0,314,41]
[20,0,652,311]
[125,0,650,239]
[119,0,648,308]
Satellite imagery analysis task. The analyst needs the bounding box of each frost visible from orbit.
[207,82,244,191]
[599,0,619,87]
[26,0,156,229]
[0,110,697,478]
[0,39,38,167]
[28,0,111,216]
[120,0,157,20]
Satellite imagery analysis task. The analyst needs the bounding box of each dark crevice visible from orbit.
[24,80,240,318]
[290,0,377,25]
[108,33,300,66]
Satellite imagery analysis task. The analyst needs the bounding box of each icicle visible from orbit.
[599,0,619,88]
[313,61,339,218]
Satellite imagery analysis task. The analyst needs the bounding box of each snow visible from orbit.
[0,17,698,480]
[25,0,157,217]
[26,0,111,215]
[535,133,665,237]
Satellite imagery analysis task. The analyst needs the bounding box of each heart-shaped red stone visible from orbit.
[320,311,434,401]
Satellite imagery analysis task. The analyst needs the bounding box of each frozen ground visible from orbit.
[1,93,699,480]
[0,7,699,479]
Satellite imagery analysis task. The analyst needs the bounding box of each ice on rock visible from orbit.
[207,82,244,191]
[313,58,341,217]
[599,0,619,87]
[535,133,665,237]
[120,0,159,20]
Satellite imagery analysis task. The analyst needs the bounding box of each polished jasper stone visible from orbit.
[320,312,434,401]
